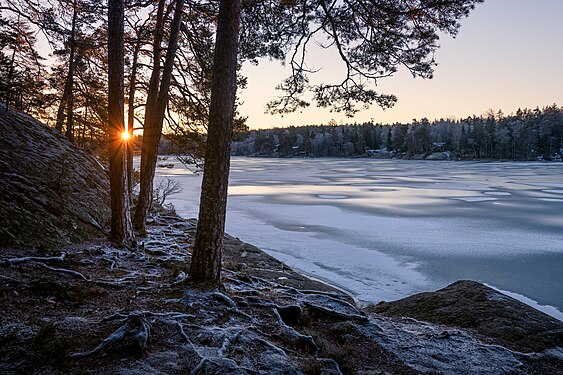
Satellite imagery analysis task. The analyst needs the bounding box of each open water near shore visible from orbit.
[154,157,563,319]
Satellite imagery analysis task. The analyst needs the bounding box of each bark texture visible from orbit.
[55,0,77,134]
[188,0,241,287]
[126,39,141,197]
[133,0,184,233]
[108,0,133,244]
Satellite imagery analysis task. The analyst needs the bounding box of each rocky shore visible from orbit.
[1,212,562,374]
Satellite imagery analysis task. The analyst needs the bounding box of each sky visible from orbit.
[239,0,563,129]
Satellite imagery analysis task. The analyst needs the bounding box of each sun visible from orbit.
[122,131,131,141]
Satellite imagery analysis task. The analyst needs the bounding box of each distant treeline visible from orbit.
[232,105,563,161]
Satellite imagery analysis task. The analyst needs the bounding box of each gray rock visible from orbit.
[368,280,563,353]
[0,106,110,249]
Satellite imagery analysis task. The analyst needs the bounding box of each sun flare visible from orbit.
[122,131,131,141]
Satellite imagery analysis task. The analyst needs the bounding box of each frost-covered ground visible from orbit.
[154,157,563,319]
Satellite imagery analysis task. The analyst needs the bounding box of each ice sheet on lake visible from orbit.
[159,157,563,316]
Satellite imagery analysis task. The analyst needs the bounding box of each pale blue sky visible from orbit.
[240,0,563,129]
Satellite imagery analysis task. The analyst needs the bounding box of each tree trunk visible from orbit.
[134,0,183,233]
[55,0,77,133]
[127,39,141,197]
[65,86,75,142]
[108,0,134,244]
[133,0,166,232]
[188,0,241,287]
[4,44,16,111]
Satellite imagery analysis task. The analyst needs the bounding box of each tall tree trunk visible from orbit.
[188,0,241,287]
[55,0,77,133]
[108,0,134,244]
[134,0,183,233]
[4,45,16,112]
[133,0,166,232]
[65,86,75,142]
[127,39,141,197]
[80,105,87,146]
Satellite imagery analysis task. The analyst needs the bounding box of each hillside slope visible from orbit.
[0,105,110,249]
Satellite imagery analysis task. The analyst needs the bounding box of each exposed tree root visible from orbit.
[173,321,191,343]
[92,279,133,288]
[304,301,369,323]
[69,312,152,359]
[34,263,88,280]
[211,291,237,308]
[0,252,67,266]
[0,274,20,283]
[273,308,318,354]
[102,310,194,323]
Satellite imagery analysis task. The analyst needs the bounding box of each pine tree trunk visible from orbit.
[108,0,133,244]
[4,46,16,111]
[127,40,141,197]
[133,0,166,232]
[65,88,74,142]
[134,0,183,233]
[189,0,241,287]
[55,0,77,133]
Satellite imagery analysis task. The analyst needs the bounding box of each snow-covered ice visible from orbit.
[155,157,563,318]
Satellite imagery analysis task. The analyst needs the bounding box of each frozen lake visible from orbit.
[155,157,563,319]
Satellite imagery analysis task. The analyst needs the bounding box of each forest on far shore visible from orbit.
[231,105,563,161]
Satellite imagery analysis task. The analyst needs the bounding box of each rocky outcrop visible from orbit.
[368,280,563,353]
[0,105,110,249]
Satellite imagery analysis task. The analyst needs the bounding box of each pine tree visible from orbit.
[188,0,241,287]
[108,0,134,244]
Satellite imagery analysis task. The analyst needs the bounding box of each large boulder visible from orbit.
[368,280,563,353]
[0,106,110,249]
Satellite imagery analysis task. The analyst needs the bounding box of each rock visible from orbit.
[368,280,563,353]
[0,105,110,249]
[425,152,449,160]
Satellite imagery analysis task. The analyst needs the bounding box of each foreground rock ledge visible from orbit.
[1,214,562,374]
[369,280,563,354]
